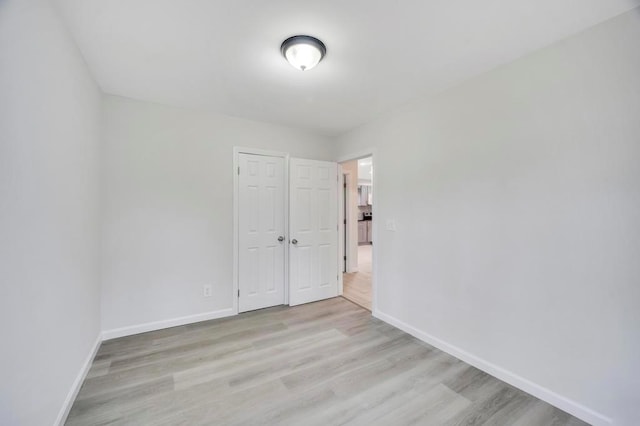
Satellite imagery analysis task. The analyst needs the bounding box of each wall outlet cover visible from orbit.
[203,284,212,297]
[386,219,397,232]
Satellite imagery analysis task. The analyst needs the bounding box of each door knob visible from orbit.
[277,236,284,242]
[291,239,298,245]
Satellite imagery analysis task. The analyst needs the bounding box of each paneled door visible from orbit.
[238,153,286,313]
[289,158,339,306]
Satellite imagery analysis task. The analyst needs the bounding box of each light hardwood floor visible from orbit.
[343,244,373,310]
[67,298,588,425]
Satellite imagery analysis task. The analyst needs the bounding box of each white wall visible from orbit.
[0,1,103,425]
[101,95,334,333]
[334,9,640,426]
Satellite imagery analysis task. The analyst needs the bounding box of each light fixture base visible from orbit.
[281,35,326,71]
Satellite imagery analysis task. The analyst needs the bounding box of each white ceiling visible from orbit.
[54,0,639,136]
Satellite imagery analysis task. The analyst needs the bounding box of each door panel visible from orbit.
[238,153,285,312]
[289,158,338,306]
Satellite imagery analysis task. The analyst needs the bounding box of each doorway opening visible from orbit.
[340,156,373,311]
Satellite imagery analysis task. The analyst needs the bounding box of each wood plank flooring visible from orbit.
[343,244,372,310]
[66,298,588,425]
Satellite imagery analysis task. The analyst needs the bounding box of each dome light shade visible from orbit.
[281,35,326,71]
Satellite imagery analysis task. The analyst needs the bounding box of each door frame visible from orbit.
[341,170,351,273]
[341,170,358,273]
[233,147,290,315]
[337,168,346,295]
[337,148,378,314]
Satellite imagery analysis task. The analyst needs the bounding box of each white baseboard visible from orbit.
[373,310,612,426]
[55,333,102,426]
[102,308,235,341]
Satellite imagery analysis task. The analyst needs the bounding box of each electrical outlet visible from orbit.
[203,284,212,297]
[386,219,397,232]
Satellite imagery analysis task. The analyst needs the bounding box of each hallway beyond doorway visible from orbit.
[342,245,372,310]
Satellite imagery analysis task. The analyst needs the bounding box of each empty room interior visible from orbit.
[2,1,640,425]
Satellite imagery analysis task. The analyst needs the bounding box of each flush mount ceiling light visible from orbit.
[281,35,326,71]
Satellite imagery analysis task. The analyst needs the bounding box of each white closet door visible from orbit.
[289,158,338,306]
[238,154,286,313]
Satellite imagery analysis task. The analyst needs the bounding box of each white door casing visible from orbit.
[238,153,286,312]
[289,158,339,306]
